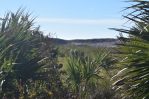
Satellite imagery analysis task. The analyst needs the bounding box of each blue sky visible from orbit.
[0,0,131,40]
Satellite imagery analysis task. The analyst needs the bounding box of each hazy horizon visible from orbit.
[51,37,117,40]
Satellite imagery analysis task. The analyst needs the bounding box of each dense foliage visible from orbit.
[112,0,149,99]
[0,9,66,99]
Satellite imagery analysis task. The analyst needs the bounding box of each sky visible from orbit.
[0,0,131,40]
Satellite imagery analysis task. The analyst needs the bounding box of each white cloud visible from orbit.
[36,18,125,26]
[36,17,130,39]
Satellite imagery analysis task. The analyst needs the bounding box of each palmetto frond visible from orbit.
[112,0,149,99]
[0,9,63,98]
[66,49,111,98]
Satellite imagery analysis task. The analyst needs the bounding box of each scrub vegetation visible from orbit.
[0,0,149,99]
